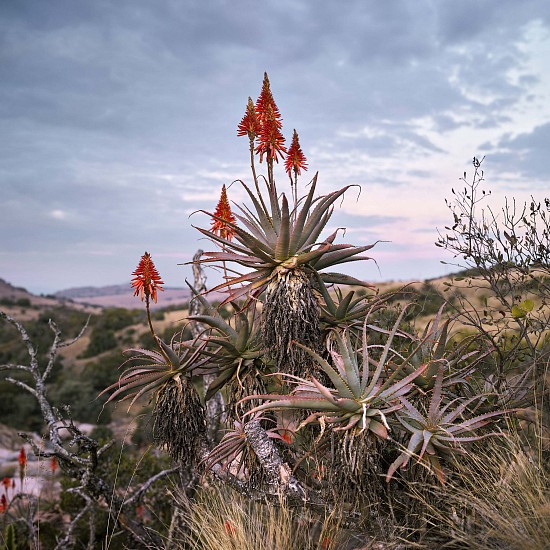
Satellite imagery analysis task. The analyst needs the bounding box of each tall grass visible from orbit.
[407,428,549,549]
[167,484,356,550]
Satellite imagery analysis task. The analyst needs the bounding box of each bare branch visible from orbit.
[124,466,180,506]
[5,376,37,396]
[0,363,32,373]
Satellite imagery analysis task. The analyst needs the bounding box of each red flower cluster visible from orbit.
[255,72,283,128]
[51,456,58,474]
[18,447,27,488]
[237,97,261,141]
[131,252,164,303]
[238,72,288,164]
[0,494,6,513]
[256,104,287,163]
[211,184,236,241]
[285,129,308,177]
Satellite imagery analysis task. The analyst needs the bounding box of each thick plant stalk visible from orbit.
[243,419,307,500]
[263,268,321,376]
[189,249,225,444]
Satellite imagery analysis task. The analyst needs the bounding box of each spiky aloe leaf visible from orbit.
[387,363,513,483]
[99,337,204,411]
[193,177,376,303]
[244,314,429,438]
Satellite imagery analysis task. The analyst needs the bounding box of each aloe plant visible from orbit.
[194,174,377,376]
[195,174,375,302]
[315,271,380,333]
[100,336,207,463]
[100,336,204,409]
[189,303,268,418]
[244,309,429,440]
[385,304,490,391]
[387,363,511,484]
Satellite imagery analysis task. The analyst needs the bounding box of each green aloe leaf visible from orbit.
[320,273,373,287]
[288,173,318,255]
[274,194,291,261]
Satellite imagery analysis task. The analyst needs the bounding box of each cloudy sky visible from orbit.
[1,0,550,295]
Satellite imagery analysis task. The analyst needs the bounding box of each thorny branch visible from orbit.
[436,157,550,389]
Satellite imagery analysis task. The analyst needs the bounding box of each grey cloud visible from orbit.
[436,0,550,45]
[481,123,550,182]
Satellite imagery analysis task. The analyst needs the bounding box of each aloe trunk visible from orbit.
[263,268,321,377]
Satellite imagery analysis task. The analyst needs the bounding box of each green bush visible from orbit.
[82,328,117,357]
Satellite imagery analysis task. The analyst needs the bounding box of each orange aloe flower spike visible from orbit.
[255,103,286,163]
[18,447,26,467]
[285,129,308,177]
[211,184,236,241]
[131,252,164,303]
[237,97,261,140]
[1,477,10,493]
[18,447,26,486]
[255,72,282,128]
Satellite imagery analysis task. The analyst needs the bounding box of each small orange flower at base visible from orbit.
[50,456,58,474]
[131,252,164,303]
[0,494,7,513]
[211,185,236,241]
[224,519,237,537]
[1,477,10,494]
[281,430,292,444]
[18,447,27,485]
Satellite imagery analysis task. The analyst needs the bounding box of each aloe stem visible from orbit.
[145,296,170,363]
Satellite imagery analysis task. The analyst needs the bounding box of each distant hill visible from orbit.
[55,284,192,309]
[55,284,133,299]
[0,277,102,320]
[0,277,61,308]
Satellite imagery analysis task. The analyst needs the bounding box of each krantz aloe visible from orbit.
[103,74,517,504]
[101,252,206,464]
[194,74,376,375]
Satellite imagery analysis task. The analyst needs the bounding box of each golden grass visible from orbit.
[407,429,550,550]
[167,484,352,550]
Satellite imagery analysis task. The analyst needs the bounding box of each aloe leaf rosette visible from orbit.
[242,310,430,473]
[195,174,376,376]
[387,363,513,484]
[188,301,269,419]
[100,337,207,463]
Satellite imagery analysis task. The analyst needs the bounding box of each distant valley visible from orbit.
[54,283,192,309]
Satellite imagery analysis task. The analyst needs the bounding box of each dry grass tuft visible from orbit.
[167,483,358,550]
[407,429,550,550]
